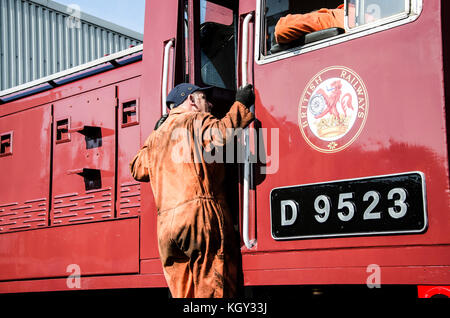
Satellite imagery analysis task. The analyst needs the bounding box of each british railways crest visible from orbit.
[299,66,369,153]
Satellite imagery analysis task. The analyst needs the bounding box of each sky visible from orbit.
[54,0,146,34]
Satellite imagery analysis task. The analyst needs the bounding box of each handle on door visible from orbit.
[56,118,70,143]
[241,13,256,250]
[0,132,13,157]
[67,168,90,175]
[66,168,102,191]
[68,125,86,133]
[68,125,99,135]
[122,100,139,127]
[162,39,174,115]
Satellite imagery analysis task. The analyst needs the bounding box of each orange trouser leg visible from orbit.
[157,198,238,298]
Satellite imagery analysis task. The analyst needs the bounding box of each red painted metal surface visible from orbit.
[418,285,450,298]
[0,273,166,294]
[117,77,142,219]
[52,86,117,225]
[0,218,139,281]
[0,59,148,292]
[0,105,52,232]
[0,0,449,294]
[239,0,450,286]
[243,246,450,286]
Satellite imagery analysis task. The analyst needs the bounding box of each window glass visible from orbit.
[199,0,236,90]
[261,0,412,57]
[347,0,409,28]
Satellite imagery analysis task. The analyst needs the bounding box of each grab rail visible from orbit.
[161,39,174,115]
[241,13,256,249]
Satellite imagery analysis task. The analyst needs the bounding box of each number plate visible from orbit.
[270,172,427,240]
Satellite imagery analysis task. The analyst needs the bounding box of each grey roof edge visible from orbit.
[0,44,143,99]
[28,0,144,41]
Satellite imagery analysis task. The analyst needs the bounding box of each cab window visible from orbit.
[346,0,410,29]
[259,0,418,60]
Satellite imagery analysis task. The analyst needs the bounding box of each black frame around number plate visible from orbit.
[270,172,428,240]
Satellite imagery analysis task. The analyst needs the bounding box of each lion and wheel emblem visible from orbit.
[299,66,369,153]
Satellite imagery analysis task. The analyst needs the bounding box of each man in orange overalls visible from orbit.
[275,4,345,44]
[130,83,255,298]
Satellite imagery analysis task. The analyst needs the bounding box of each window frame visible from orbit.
[255,0,423,65]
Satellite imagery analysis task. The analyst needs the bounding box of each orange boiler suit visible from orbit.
[130,101,254,298]
[275,4,345,44]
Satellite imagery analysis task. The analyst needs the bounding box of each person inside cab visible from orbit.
[274,3,377,45]
[274,4,345,44]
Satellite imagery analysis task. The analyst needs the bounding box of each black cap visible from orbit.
[166,83,212,108]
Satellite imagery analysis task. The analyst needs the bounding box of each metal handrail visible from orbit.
[241,13,256,249]
[161,39,174,115]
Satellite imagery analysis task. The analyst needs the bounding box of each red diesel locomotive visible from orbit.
[0,0,449,298]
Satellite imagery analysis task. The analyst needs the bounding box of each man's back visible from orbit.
[131,100,253,213]
[148,108,226,213]
[130,84,254,298]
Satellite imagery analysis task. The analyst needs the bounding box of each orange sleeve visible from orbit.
[129,135,151,182]
[317,8,345,30]
[275,6,345,44]
[275,13,322,44]
[197,101,254,149]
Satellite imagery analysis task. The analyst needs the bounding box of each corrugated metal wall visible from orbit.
[0,0,143,91]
